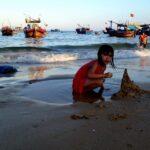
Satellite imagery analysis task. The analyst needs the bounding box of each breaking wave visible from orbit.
[0,43,150,52]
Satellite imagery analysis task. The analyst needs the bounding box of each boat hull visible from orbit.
[24,28,46,38]
[1,27,13,36]
[108,30,135,38]
[33,30,46,38]
[116,31,135,37]
[76,28,92,34]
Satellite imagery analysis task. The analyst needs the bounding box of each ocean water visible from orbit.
[0,31,150,98]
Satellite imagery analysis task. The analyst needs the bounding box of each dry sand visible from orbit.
[0,79,150,150]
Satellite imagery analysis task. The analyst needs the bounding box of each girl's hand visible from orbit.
[104,72,113,78]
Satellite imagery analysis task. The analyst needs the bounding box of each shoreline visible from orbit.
[0,78,150,150]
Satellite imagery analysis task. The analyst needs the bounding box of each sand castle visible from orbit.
[111,69,147,100]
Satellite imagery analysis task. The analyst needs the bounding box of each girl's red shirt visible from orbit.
[72,60,106,94]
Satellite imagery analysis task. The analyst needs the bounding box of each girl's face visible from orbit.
[101,54,112,65]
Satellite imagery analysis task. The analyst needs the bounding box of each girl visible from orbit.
[72,44,115,96]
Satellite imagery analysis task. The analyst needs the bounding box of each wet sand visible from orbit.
[0,79,150,150]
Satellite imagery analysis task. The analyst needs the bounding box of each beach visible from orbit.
[0,31,150,149]
[0,78,150,150]
[1,0,150,149]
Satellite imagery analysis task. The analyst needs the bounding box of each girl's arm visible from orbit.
[87,62,110,79]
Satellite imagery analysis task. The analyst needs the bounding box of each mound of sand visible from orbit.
[111,69,146,100]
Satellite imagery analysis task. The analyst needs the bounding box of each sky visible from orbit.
[0,0,149,30]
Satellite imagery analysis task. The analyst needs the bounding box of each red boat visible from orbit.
[1,26,13,36]
[24,27,46,38]
[115,30,135,37]
[24,17,47,38]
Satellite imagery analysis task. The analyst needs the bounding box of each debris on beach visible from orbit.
[0,101,7,108]
[109,113,127,121]
[70,114,89,120]
[32,124,39,128]
[125,125,132,130]
[127,144,133,148]
[111,69,147,100]
[80,110,96,117]
[0,86,5,89]
[99,102,106,110]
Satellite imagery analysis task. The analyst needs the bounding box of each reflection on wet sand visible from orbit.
[140,57,150,68]
[28,66,48,80]
[73,90,104,103]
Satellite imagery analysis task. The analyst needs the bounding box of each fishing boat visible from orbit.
[104,21,135,38]
[23,17,47,38]
[115,30,135,37]
[13,26,22,34]
[51,29,60,32]
[1,26,13,36]
[76,24,92,34]
[136,24,150,36]
[103,21,115,34]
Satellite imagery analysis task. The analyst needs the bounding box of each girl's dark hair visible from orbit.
[97,44,115,68]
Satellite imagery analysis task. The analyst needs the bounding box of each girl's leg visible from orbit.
[84,79,104,92]
[84,79,105,101]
